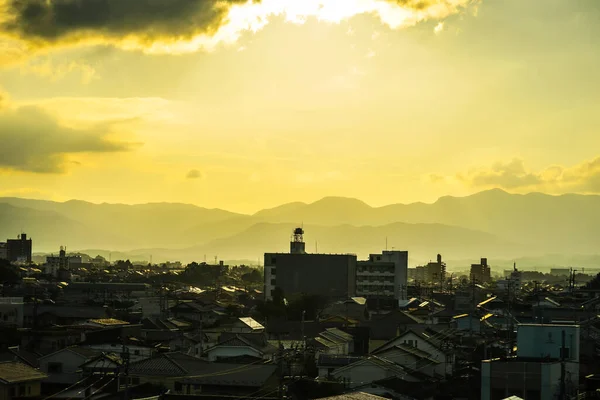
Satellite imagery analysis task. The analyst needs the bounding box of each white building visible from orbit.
[481,324,580,400]
[356,251,408,301]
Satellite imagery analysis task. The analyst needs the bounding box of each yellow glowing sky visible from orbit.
[1,0,600,213]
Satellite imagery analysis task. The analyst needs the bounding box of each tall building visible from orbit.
[470,257,491,283]
[0,243,7,260]
[6,233,32,263]
[264,228,357,301]
[356,250,408,301]
[423,254,446,285]
[45,247,69,277]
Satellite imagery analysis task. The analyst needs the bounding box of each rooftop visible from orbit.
[238,317,264,331]
[0,361,47,384]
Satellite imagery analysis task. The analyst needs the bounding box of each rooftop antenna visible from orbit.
[214,256,218,265]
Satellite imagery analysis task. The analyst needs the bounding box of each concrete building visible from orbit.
[6,234,32,263]
[264,228,357,301]
[497,263,522,297]
[470,257,491,284]
[45,247,69,277]
[415,254,446,285]
[0,243,6,260]
[481,324,580,400]
[356,251,408,301]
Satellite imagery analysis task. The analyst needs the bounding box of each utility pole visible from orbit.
[121,337,130,400]
[560,330,566,400]
[277,336,284,400]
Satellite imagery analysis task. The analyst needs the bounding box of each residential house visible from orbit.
[322,298,370,323]
[371,328,455,376]
[0,347,39,368]
[39,346,100,384]
[169,302,224,327]
[328,356,419,389]
[317,354,362,378]
[371,343,443,378]
[127,352,209,391]
[204,332,277,362]
[23,305,107,328]
[0,361,47,400]
[313,328,354,357]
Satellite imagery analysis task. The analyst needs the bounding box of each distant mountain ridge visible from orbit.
[1,189,599,262]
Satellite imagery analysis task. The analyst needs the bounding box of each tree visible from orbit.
[0,259,19,284]
[241,269,262,285]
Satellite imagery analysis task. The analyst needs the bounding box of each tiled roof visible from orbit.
[0,347,39,368]
[209,334,276,355]
[324,328,353,342]
[0,362,47,383]
[129,352,208,377]
[182,363,277,386]
[318,354,362,367]
[317,393,389,400]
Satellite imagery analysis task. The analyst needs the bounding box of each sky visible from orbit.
[0,0,599,213]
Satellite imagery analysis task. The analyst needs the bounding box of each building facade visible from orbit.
[264,228,357,301]
[6,234,32,263]
[470,258,491,283]
[356,250,408,301]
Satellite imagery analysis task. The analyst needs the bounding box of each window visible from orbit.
[48,362,63,373]
[174,382,183,392]
[27,386,31,395]
[271,256,277,264]
[134,350,140,356]
[560,347,570,359]
[271,268,276,275]
[271,279,276,286]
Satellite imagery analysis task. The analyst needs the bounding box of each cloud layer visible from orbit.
[0,0,479,56]
[455,157,600,194]
[0,104,137,173]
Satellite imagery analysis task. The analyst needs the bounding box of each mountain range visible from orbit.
[1,189,599,265]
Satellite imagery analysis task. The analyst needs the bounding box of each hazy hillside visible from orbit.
[250,190,600,253]
[0,198,245,250]
[1,190,599,260]
[129,221,517,263]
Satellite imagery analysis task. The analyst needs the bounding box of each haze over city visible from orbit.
[3,2,600,400]
[0,0,599,213]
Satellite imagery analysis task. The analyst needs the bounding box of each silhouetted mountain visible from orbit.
[1,190,599,260]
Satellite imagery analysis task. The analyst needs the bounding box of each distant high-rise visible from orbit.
[470,257,491,283]
[6,233,32,263]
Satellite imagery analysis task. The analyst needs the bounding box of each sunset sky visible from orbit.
[0,0,599,213]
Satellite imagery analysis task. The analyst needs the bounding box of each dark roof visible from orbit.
[129,352,209,377]
[40,346,100,360]
[317,354,362,367]
[0,347,39,368]
[182,363,277,386]
[66,282,150,291]
[316,393,389,400]
[209,334,277,355]
[0,361,47,383]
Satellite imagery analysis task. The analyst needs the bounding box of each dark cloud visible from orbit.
[2,0,252,43]
[186,169,203,179]
[0,105,138,173]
